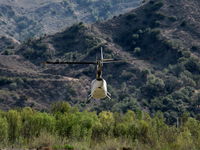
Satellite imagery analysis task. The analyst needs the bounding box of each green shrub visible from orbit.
[6,110,22,142]
[152,20,161,27]
[150,1,164,11]
[168,16,177,22]
[0,117,8,143]
[132,34,139,40]
[3,49,14,55]
[21,108,56,140]
[64,144,74,150]
[51,101,71,114]
[134,47,141,55]
[184,59,200,74]
[9,82,17,90]
[154,12,166,20]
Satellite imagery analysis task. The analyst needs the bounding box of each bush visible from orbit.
[142,74,165,98]
[0,117,8,143]
[150,1,164,11]
[21,109,56,140]
[184,59,200,74]
[3,49,14,55]
[98,111,115,136]
[56,111,98,140]
[154,12,166,20]
[180,21,187,27]
[6,110,21,142]
[134,47,141,55]
[132,34,139,40]
[168,16,177,22]
[152,20,161,27]
[51,101,71,114]
[9,82,17,90]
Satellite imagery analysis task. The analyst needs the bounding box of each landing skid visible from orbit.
[87,93,111,102]
[106,95,111,100]
[86,94,92,103]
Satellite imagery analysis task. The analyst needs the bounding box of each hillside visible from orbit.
[0,0,141,41]
[0,35,20,52]
[0,54,89,110]
[0,0,200,124]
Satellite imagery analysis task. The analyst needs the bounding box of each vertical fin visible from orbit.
[101,47,103,62]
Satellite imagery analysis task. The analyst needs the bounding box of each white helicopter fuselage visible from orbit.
[91,78,108,99]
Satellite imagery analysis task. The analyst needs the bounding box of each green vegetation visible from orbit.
[102,0,198,124]
[20,23,101,64]
[0,101,199,150]
[104,0,200,126]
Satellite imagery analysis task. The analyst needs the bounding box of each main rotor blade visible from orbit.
[45,61,97,64]
[45,58,154,64]
[102,58,154,63]
[102,59,125,63]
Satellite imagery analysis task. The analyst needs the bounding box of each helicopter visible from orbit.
[45,47,151,100]
[45,47,123,100]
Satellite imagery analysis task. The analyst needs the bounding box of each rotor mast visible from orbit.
[96,47,104,80]
[96,61,103,80]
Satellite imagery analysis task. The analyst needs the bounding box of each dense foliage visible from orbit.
[0,102,200,150]
[110,0,200,125]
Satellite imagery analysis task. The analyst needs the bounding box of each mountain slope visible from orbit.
[0,0,200,124]
[0,54,89,110]
[0,0,141,41]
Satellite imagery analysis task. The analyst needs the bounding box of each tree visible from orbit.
[98,111,115,137]
[0,117,8,144]
[143,74,165,98]
[6,110,21,143]
[21,108,55,140]
[51,101,71,114]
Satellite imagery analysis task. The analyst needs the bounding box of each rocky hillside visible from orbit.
[0,0,200,124]
[0,0,141,41]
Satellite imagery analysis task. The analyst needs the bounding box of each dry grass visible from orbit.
[29,131,66,149]
[29,136,139,150]
[64,138,137,150]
